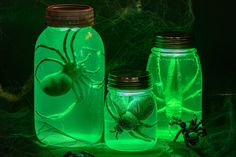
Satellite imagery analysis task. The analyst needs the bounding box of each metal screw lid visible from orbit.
[154,31,194,48]
[46,4,94,27]
[108,70,152,90]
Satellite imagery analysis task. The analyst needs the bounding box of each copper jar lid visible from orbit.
[46,4,94,27]
[154,31,194,49]
[108,70,152,90]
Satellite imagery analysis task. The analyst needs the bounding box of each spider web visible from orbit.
[92,0,195,72]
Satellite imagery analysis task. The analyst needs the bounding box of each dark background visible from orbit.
[0,0,235,156]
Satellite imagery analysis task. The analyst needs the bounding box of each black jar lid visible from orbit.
[154,31,194,48]
[108,70,152,90]
[46,4,94,27]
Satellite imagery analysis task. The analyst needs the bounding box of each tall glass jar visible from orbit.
[34,4,105,147]
[104,70,157,152]
[146,32,202,141]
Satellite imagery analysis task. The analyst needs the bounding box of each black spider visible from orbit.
[169,114,207,147]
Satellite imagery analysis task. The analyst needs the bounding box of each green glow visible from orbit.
[147,47,202,141]
[104,88,157,152]
[34,26,105,147]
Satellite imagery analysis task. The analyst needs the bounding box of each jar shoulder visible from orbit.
[35,27,104,49]
[107,88,155,97]
[150,47,198,57]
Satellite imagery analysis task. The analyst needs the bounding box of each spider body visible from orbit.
[118,111,139,130]
[41,72,72,96]
[165,98,182,119]
[187,132,199,145]
[106,95,157,141]
[169,114,207,147]
[151,53,202,122]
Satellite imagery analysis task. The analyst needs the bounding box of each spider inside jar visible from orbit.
[169,114,207,147]
[106,95,158,142]
[35,28,104,119]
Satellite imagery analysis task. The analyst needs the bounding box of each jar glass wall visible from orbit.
[104,70,157,152]
[34,5,105,147]
[146,32,202,141]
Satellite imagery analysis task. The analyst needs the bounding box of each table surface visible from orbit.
[37,141,201,157]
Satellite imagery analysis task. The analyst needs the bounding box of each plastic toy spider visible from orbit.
[35,28,103,119]
[169,114,207,147]
[35,28,103,96]
[106,95,158,142]
[153,57,202,120]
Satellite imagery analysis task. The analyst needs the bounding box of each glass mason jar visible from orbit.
[104,70,157,152]
[34,4,105,147]
[146,32,202,141]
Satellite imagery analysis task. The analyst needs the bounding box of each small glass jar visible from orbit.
[34,4,105,147]
[104,70,157,152]
[146,32,202,141]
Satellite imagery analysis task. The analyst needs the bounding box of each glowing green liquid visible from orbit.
[104,88,157,151]
[147,48,202,141]
[34,26,105,147]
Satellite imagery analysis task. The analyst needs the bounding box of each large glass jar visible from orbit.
[34,4,105,147]
[104,70,157,152]
[146,32,202,141]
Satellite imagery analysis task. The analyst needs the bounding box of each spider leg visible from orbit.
[81,72,98,83]
[78,53,92,65]
[154,95,165,104]
[72,81,83,101]
[173,130,182,142]
[156,54,164,97]
[182,107,201,115]
[193,114,198,125]
[105,96,118,121]
[163,58,176,95]
[183,55,201,95]
[35,58,65,82]
[107,94,126,117]
[36,45,67,63]
[82,65,101,74]
[79,74,99,89]
[81,73,104,89]
[36,100,78,120]
[184,138,190,147]
[133,128,155,141]
[109,130,116,133]
[116,132,119,140]
[76,80,85,99]
[128,131,151,142]
[176,58,183,95]
[36,111,91,144]
[70,29,80,64]
[139,121,158,128]
[183,89,202,101]
[80,75,104,92]
[195,121,203,129]
[63,29,72,62]
[157,106,166,113]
